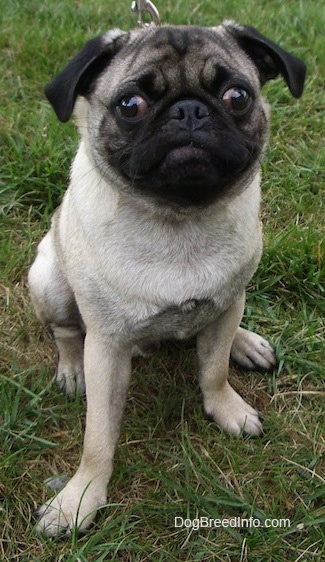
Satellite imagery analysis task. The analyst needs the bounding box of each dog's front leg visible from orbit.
[36,332,132,537]
[197,293,263,437]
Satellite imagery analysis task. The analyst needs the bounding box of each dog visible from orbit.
[28,21,306,535]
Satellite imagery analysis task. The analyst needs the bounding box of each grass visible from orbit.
[1,0,324,560]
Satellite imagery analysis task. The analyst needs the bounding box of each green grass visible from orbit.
[1,0,324,560]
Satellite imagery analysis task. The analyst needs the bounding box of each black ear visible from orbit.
[225,23,306,98]
[44,30,129,122]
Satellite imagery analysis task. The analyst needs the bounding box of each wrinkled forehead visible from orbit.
[127,25,233,61]
[98,25,258,98]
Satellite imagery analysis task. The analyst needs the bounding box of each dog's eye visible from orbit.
[221,88,251,113]
[118,95,149,120]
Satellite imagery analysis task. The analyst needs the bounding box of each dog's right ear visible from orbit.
[44,29,129,122]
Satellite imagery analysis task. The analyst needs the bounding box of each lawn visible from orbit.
[1,0,324,560]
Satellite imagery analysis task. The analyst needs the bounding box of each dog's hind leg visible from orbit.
[230,326,277,372]
[28,230,85,396]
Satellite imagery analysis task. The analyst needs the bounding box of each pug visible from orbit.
[28,21,306,536]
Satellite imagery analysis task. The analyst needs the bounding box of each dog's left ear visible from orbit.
[224,22,306,98]
[44,29,129,122]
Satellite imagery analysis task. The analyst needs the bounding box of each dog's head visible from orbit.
[45,22,305,207]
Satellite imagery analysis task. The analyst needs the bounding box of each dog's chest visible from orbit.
[63,177,262,340]
[132,298,219,341]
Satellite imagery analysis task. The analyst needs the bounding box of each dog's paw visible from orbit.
[204,382,263,437]
[35,474,107,537]
[231,327,277,372]
[56,361,85,397]
[53,328,85,396]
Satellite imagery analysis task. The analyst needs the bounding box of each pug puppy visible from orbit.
[28,21,305,536]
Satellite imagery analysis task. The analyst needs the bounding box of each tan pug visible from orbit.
[28,21,306,536]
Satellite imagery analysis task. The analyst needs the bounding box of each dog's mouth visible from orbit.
[124,145,217,206]
[122,141,252,207]
[105,116,261,207]
[126,140,213,178]
[162,145,211,166]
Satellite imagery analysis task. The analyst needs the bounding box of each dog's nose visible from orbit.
[169,99,210,131]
